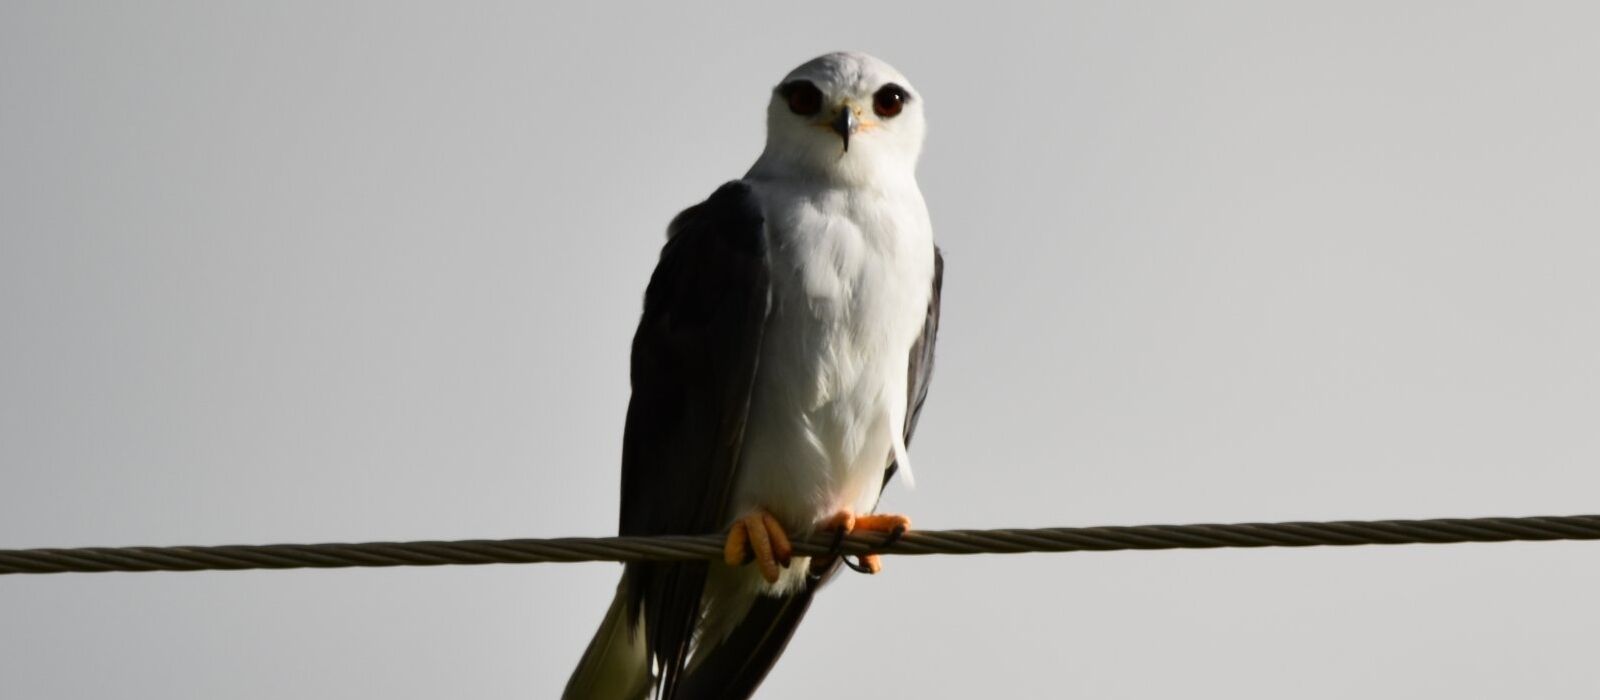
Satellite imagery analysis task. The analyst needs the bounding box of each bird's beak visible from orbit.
[832,107,859,152]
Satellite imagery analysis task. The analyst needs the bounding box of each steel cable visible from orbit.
[3,514,1597,576]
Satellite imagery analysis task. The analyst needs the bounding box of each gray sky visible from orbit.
[4,2,1599,698]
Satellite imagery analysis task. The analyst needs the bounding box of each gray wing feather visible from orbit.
[616,181,770,698]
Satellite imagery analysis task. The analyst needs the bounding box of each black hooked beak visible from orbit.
[831,108,859,152]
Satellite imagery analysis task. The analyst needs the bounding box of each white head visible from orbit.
[750,52,926,185]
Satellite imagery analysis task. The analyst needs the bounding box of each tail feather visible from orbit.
[564,582,652,700]
[675,562,836,699]
[568,562,841,699]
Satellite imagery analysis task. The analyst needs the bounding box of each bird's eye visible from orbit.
[873,84,908,118]
[780,81,823,116]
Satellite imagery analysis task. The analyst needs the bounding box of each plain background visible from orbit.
[4,2,1599,698]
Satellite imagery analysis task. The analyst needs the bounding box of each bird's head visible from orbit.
[755,52,925,184]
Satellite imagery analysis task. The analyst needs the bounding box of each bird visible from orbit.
[563,51,943,700]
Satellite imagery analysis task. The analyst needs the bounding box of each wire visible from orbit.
[3,514,1597,576]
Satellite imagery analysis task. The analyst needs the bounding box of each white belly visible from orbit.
[728,179,934,559]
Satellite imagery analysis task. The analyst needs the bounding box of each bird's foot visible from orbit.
[724,508,793,584]
[822,510,911,575]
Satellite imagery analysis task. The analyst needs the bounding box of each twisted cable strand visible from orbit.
[3,514,1598,576]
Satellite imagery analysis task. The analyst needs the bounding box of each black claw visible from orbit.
[841,524,905,574]
[823,522,873,575]
[826,522,906,575]
[879,524,907,550]
[826,525,847,557]
[840,555,874,574]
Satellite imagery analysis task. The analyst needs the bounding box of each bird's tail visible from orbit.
[563,581,651,700]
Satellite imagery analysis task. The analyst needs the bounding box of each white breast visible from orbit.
[728,177,934,545]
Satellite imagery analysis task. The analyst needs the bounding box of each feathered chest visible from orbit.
[726,181,933,529]
[757,184,934,404]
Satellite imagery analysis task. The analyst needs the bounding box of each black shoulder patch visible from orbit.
[696,180,765,255]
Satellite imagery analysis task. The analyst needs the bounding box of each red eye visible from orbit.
[873,84,908,118]
[781,81,823,116]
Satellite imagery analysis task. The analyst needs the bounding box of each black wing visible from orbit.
[618,181,770,697]
[679,246,945,699]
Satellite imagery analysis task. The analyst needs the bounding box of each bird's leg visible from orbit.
[723,508,793,584]
[821,510,911,575]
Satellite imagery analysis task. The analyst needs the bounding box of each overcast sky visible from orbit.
[4,2,1599,698]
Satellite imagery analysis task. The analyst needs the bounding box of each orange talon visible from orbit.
[857,553,883,574]
[761,511,793,567]
[822,509,911,575]
[724,509,791,584]
[821,510,856,535]
[854,513,912,534]
[723,521,749,567]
